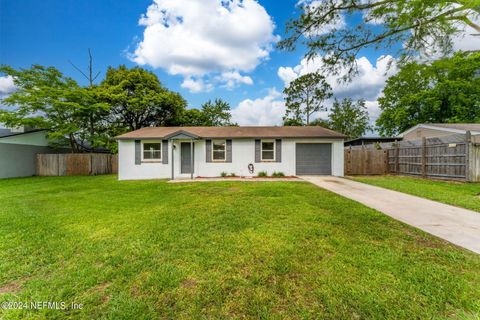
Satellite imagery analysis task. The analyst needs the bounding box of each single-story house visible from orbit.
[0,127,50,179]
[401,123,480,141]
[116,126,346,180]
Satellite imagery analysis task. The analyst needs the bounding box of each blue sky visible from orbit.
[0,0,401,126]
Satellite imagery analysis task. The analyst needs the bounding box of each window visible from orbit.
[212,140,226,161]
[142,142,161,161]
[261,140,275,161]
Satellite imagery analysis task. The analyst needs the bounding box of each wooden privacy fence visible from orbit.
[387,138,467,180]
[345,148,388,175]
[37,154,118,176]
[345,132,480,182]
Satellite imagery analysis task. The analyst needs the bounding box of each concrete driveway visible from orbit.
[302,176,480,254]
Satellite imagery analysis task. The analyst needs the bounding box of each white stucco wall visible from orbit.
[118,138,344,180]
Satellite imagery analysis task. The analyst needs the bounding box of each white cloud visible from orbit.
[0,76,16,95]
[277,55,397,126]
[131,0,278,92]
[231,88,285,126]
[217,71,253,89]
[278,55,396,101]
[181,77,213,93]
[232,55,395,127]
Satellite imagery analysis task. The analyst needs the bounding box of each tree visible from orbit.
[99,65,186,132]
[328,98,371,138]
[200,99,235,126]
[278,0,480,80]
[0,65,108,152]
[180,99,235,126]
[68,49,109,151]
[283,73,332,125]
[376,52,480,136]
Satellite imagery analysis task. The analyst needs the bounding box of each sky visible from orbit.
[0,0,478,128]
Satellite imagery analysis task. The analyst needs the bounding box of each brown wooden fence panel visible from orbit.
[36,154,59,176]
[91,154,112,175]
[388,137,469,181]
[36,154,117,176]
[111,155,118,174]
[345,149,387,175]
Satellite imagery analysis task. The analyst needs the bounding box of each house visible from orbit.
[401,123,480,141]
[116,126,346,180]
[344,136,401,147]
[0,127,50,179]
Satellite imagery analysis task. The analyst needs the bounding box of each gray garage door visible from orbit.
[296,143,332,175]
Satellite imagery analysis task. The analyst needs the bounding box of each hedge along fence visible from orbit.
[345,132,480,182]
[36,154,118,176]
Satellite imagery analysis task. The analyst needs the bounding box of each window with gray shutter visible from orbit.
[206,140,212,162]
[134,140,141,165]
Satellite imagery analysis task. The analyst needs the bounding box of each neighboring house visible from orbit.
[116,126,345,180]
[344,137,401,147]
[401,123,480,141]
[0,127,50,179]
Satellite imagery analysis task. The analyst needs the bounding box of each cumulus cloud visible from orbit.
[131,0,278,92]
[217,71,253,89]
[181,77,213,93]
[0,76,16,95]
[278,55,396,101]
[277,55,397,124]
[232,55,396,126]
[231,88,285,126]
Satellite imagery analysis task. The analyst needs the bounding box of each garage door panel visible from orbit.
[296,143,332,175]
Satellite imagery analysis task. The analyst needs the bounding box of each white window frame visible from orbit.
[212,139,227,162]
[142,140,162,162]
[261,139,276,161]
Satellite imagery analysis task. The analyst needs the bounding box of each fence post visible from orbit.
[383,150,388,174]
[421,137,426,178]
[395,143,399,174]
[466,131,471,182]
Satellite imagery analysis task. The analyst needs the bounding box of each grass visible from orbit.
[351,175,480,213]
[0,175,479,319]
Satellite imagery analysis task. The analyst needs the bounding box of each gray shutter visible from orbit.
[226,140,232,163]
[275,139,282,163]
[255,139,261,163]
[135,140,141,165]
[206,140,212,162]
[162,140,168,164]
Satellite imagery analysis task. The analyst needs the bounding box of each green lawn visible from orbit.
[0,176,479,319]
[351,175,480,213]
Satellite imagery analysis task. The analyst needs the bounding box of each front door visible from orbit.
[181,142,194,174]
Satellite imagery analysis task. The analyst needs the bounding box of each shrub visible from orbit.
[257,171,268,177]
[230,173,237,177]
[220,172,228,177]
[272,172,285,177]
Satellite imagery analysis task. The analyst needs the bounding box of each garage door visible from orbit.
[296,143,332,175]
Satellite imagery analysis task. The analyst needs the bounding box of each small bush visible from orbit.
[257,171,268,177]
[220,172,228,177]
[230,173,237,177]
[272,172,285,177]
